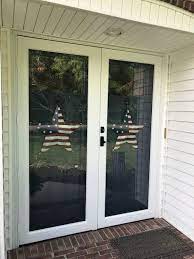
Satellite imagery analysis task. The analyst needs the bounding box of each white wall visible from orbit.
[163,45,194,241]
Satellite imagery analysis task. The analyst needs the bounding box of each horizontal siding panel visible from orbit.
[168,130,194,145]
[168,111,194,122]
[166,168,194,188]
[165,46,194,241]
[166,162,194,186]
[167,139,194,155]
[168,121,194,133]
[168,102,194,112]
[165,193,194,219]
[163,203,194,229]
[164,175,194,201]
[170,45,194,61]
[167,148,194,167]
[169,80,194,92]
[163,210,194,240]
[171,58,194,73]
[169,91,194,102]
[164,184,194,208]
[170,69,194,83]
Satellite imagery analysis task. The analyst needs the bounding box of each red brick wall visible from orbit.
[161,0,194,13]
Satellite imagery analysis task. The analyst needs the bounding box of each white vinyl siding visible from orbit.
[163,46,194,242]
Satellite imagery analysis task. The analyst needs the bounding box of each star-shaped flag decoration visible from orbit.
[40,106,80,152]
[112,109,144,151]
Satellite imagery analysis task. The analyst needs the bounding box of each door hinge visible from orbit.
[164,128,167,139]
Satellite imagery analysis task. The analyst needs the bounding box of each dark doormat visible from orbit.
[110,228,193,259]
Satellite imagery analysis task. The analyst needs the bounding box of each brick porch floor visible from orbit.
[8,218,194,259]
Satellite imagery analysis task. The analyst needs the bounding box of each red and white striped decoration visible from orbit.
[41,106,80,152]
[113,110,144,151]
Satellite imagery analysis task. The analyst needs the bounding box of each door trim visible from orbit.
[16,36,164,245]
[98,48,163,228]
[17,37,101,244]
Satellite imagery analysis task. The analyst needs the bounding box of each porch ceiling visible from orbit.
[1,0,194,53]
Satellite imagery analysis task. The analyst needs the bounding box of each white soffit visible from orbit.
[1,0,194,53]
[42,0,194,33]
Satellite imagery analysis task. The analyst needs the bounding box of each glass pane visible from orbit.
[29,50,88,231]
[105,59,154,217]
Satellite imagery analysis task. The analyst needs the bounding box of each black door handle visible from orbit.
[100,136,106,146]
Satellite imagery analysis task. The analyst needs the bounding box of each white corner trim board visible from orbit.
[41,0,194,33]
[0,40,6,259]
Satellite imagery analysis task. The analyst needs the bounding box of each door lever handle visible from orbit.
[100,136,106,147]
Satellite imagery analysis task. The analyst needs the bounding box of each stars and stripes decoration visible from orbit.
[40,106,80,152]
[112,109,144,151]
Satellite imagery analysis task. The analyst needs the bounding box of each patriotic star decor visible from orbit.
[40,106,80,152]
[112,109,144,151]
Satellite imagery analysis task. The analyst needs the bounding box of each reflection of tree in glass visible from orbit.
[29,50,88,171]
[109,60,135,96]
[29,50,88,119]
[30,51,87,94]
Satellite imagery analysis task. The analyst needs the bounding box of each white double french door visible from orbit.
[18,37,162,245]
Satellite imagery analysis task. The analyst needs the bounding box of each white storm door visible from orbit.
[98,49,162,228]
[18,37,101,245]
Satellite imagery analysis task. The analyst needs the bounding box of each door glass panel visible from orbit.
[29,50,88,230]
[105,59,154,217]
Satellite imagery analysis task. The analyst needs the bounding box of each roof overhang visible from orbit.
[1,0,194,54]
[42,0,194,33]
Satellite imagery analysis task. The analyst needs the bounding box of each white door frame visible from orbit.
[17,37,163,245]
[98,48,163,228]
[17,37,101,244]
